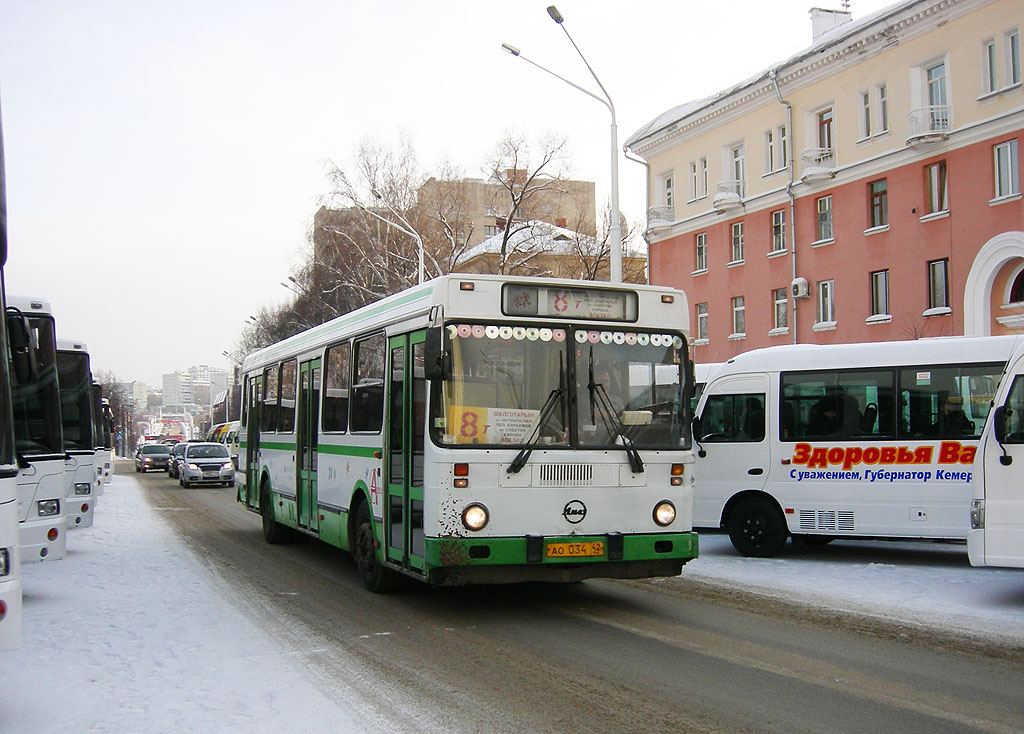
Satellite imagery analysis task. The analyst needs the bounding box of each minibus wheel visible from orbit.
[727,496,788,557]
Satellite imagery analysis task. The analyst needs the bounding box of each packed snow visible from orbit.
[3,464,1022,732]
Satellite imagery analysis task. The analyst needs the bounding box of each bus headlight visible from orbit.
[970,500,985,530]
[461,503,489,531]
[74,482,91,496]
[37,499,60,516]
[0,548,10,577]
[653,500,676,527]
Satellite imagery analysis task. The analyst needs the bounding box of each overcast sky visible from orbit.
[0,0,895,386]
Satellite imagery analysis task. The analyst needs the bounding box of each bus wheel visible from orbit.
[261,483,289,545]
[727,496,787,557]
[353,502,396,593]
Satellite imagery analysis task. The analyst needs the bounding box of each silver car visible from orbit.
[178,442,235,488]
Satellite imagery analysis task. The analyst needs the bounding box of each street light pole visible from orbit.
[502,5,622,282]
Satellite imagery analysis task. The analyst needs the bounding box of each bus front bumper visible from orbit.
[423,531,698,586]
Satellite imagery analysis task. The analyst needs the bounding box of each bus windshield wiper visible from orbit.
[507,353,566,475]
[588,348,644,474]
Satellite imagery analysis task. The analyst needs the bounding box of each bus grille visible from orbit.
[799,509,855,533]
[537,463,594,486]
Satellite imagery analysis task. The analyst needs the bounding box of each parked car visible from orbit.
[135,443,172,473]
[166,442,189,479]
[178,442,235,488]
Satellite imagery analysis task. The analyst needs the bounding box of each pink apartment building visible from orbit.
[626,0,1023,362]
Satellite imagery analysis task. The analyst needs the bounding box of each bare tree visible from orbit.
[484,131,571,274]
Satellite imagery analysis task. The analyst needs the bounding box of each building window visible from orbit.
[1009,30,1021,86]
[816,195,833,241]
[773,287,788,330]
[994,139,1020,198]
[731,296,745,335]
[870,270,889,315]
[731,145,746,196]
[926,62,949,131]
[860,91,871,138]
[661,173,674,208]
[771,210,786,252]
[484,225,498,237]
[869,179,888,228]
[928,259,949,309]
[1010,270,1024,303]
[817,280,835,324]
[730,222,744,263]
[779,125,788,168]
[817,107,834,151]
[878,83,889,132]
[764,130,775,174]
[694,232,707,271]
[984,39,998,93]
[690,158,708,200]
[925,160,948,213]
[696,303,709,340]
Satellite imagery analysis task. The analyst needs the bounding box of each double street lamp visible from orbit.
[503,5,622,283]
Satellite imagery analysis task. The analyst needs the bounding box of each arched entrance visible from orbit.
[964,231,1024,336]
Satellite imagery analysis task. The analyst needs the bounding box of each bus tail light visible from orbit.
[670,463,684,486]
[653,500,676,527]
[454,463,469,488]
[461,503,488,531]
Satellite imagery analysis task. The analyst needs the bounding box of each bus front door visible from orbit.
[245,375,261,508]
[297,359,320,533]
[385,333,426,575]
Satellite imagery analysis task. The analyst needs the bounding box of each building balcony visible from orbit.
[800,147,835,182]
[712,180,743,212]
[906,105,950,147]
[647,205,675,229]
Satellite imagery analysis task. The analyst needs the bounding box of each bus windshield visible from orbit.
[436,323,687,450]
[57,351,94,451]
[11,314,63,456]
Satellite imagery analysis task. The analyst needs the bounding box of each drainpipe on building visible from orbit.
[770,69,798,344]
[623,144,651,285]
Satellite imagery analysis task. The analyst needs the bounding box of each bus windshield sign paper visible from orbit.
[502,284,637,322]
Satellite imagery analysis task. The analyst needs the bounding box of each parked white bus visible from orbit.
[56,339,100,529]
[968,342,1024,568]
[0,110,23,650]
[692,336,1022,556]
[239,274,699,591]
[8,296,67,562]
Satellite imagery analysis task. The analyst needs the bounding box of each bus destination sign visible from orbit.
[502,284,637,322]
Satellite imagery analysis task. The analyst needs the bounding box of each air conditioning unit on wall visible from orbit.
[792,277,810,299]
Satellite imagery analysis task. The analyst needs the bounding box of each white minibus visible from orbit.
[693,336,1021,556]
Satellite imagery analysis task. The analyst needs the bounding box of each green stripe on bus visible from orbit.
[318,444,382,458]
[258,441,297,451]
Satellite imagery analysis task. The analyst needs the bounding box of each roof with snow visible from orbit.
[625,0,921,150]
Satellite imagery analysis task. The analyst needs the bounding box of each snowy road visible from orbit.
[3,463,1023,733]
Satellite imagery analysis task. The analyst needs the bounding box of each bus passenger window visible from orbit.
[351,335,386,433]
[323,341,350,432]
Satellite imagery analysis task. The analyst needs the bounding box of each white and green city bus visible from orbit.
[57,339,100,529]
[0,108,23,650]
[239,274,699,591]
[8,296,67,563]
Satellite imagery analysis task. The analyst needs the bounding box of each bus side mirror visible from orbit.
[692,415,706,458]
[6,310,35,384]
[993,405,1008,444]
[423,326,450,381]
